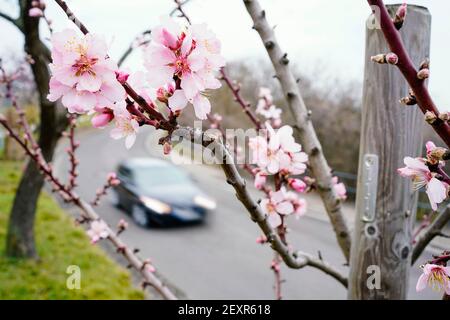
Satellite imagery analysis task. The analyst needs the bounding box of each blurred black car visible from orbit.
[111,158,216,227]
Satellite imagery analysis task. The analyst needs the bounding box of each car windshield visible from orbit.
[133,165,191,189]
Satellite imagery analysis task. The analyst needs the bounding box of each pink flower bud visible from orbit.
[91,111,114,128]
[256,235,267,244]
[417,68,430,80]
[28,7,43,17]
[270,260,280,272]
[117,219,128,230]
[115,71,129,84]
[162,28,178,49]
[0,113,6,122]
[254,171,267,190]
[289,178,307,193]
[107,172,117,180]
[156,87,166,102]
[163,142,172,155]
[386,53,398,65]
[396,3,407,20]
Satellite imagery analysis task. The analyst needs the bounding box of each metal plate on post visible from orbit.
[361,154,379,222]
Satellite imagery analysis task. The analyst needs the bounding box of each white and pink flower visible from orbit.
[47,29,125,113]
[249,124,308,175]
[256,87,282,123]
[285,191,307,218]
[332,177,347,201]
[260,188,294,228]
[87,220,109,244]
[144,18,225,119]
[110,107,140,149]
[416,263,450,295]
[398,157,447,210]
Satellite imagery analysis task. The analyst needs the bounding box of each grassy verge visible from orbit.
[0,160,144,299]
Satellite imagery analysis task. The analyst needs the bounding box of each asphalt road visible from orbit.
[54,127,440,300]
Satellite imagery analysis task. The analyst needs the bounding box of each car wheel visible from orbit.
[110,189,120,207]
[132,205,150,227]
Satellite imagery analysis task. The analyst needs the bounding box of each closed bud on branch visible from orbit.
[371,54,385,64]
[163,142,172,155]
[417,68,430,80]
[400,88,417,106]
[429,147,450,162]
[371,53,398,65]
[0,113,6,122]
[385,53,399,65]
[393,3,407,30]
[439,112,450,122]
[419,58,430,70]
[425,111,438,124]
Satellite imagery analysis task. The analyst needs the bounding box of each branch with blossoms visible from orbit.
[0,65,177,300]
[170,127,349,288]
[166,0,349,296]
[367,0,450,148]
[242,0,352,262]
[50,0,350,296]
[365,1,450,298]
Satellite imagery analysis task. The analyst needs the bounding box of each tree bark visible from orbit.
[348,5,430,299]
[6,0,66,258]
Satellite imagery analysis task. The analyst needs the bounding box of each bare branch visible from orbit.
[0,10,23,32]
[412,204,450,264]
[118,30,151,67]
[243,0,351,261]
[172,0,192,24]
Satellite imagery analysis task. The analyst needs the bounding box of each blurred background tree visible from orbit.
[0,0,67,259]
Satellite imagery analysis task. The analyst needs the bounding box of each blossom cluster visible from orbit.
[398,141,449,210]
[245,87,347,229]
[145,19,225,119]
[249,124,308,176]
[47,18,224,148]
[255,87,282,127]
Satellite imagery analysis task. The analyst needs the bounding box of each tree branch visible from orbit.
[412,204,450,264]
[0,114,178,300]
[171,127,348,288]
[242,0,351,262]
[366,0,450,148]
[53,0,169,126]
[0,10,23,32]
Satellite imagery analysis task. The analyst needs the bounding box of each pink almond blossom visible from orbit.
[254,171,268,190]
[47,29,125,113]
[332,177,347,201]
[398,157,447,210]
[110,107,140,149]
[260,188,294,228]
[256,87,282,122]
[249,124,308,175]
[285,191,307,218]
[87,220,109,244]
[416,264,450,295]
[289,178,307,193]
[144,18,225,119]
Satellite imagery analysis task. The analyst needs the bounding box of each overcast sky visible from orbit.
[0,0,449,109]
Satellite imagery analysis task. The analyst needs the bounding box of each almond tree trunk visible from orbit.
[5,0,66,258]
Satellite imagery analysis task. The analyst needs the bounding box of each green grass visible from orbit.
[0,161,144,299]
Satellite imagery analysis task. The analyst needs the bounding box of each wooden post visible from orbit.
[348,5,430,299]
